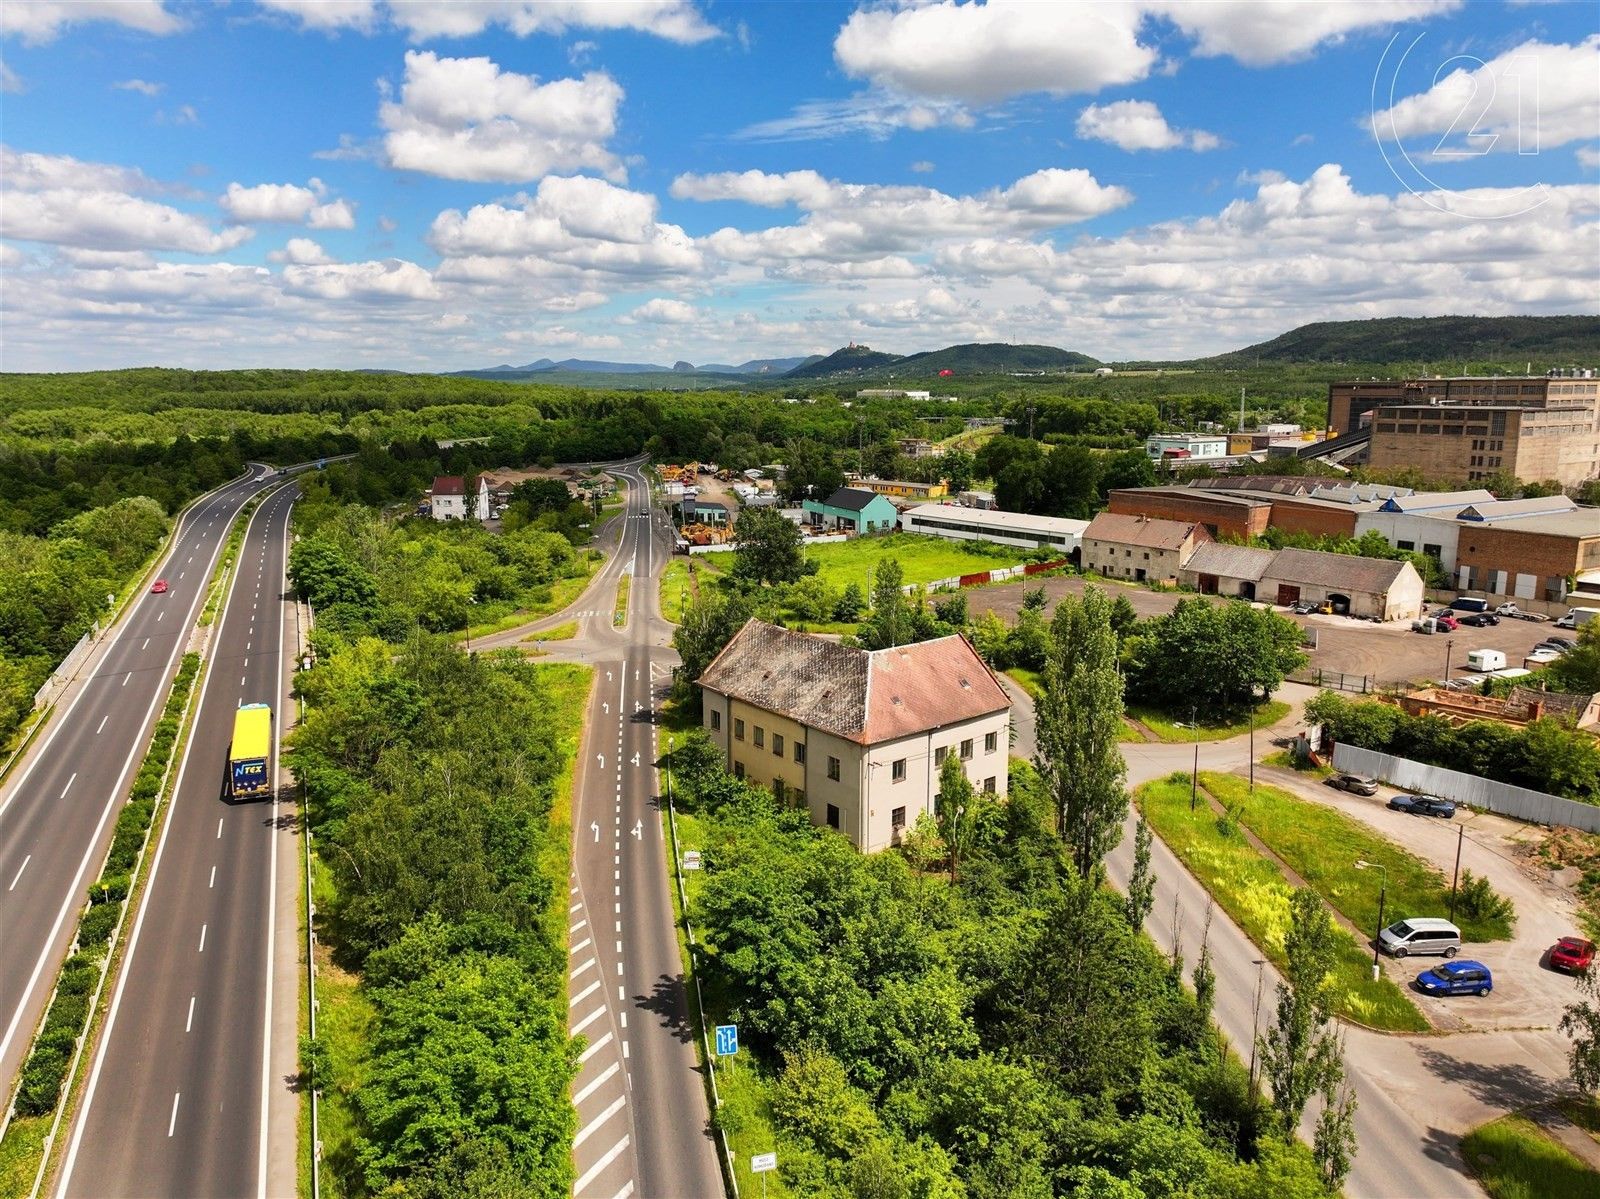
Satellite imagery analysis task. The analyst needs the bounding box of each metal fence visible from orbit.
[1331,743,1600,834]
[1289,668,1372,694]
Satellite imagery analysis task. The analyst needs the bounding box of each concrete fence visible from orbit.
[31,626,100,708]
[1331,743,1600,834]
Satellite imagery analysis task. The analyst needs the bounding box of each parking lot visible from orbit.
[969,573,1570,688]
[1261,765,1591,1034]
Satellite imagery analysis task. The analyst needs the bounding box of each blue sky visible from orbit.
[1,0,1595,371]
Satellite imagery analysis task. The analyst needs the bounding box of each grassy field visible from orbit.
[1129,699,1291,743]
[1201,772,1514,943]
[461,550,604,641]
[522,620,578,642]
[1462,1112,1600,1199]
[1006,666,1152,743]
[660,556,723,624]
[1261,748,1333,777]
[1137,774,1429,1032]
[804,533,1027,595]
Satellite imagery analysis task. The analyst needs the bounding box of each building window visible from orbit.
[892,758,907,782]
[934,746,948,766]
[734,718,745,741]
[710,709,722,732]
[960,738,973,760]
[1396,540,1414,551]
[754,726,765,748]
[1423,544,1441,561]
[774,779,786,803]
[772,733,784,757]
[794,742,806,763]
[733,761,745,779]
[984,777,997,793]
[892,806,906,829]
[985,731,998,753]
[827,756,841,782]
[826,804,840,830]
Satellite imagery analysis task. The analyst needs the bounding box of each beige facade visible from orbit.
[1081,513,1210,585]
[701,694,1009,852]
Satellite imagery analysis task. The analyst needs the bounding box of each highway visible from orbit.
[0,463,282,1098]
[55,482,299,1198]
[562,462,724,1197]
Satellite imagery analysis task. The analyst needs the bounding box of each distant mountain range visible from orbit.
[1199,315,1600,367]
[441,316,1598,386]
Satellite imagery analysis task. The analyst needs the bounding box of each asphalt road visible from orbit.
[0,463,281,1098]
[55,482,299,1199]
[563,462,723,1198]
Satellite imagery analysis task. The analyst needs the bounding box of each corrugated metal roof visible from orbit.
[1262,547,1410,593]
[1183,542,1277,581]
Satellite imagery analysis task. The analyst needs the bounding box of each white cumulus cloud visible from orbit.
[379,50,625,183]
[268,237,335,265]
[309,199,357,229]
[282,258,439,301]
[2,188,252,254]
[1,0,181,45]
[631,297,698,323]
[256,0,716,43]
[1077,100,1219,151]
[1151,0,1459,67]
[1372,35,1600,153]
[255,0,379,31]
[221,181,320,222]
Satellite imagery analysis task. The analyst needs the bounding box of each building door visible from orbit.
[1198,574,1219,595]
[1328,593,1351,615]
[1277,584,1300,606]
[826,804,840,829]
[1239,581,1257,601]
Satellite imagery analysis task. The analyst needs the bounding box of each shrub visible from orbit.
[1455,870,1516,929]
[15,1047,70,1115]
[76,902,119,948]
[90,873,131,904]
[57,961,96,996]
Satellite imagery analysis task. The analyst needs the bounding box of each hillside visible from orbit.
[782,344,904,379]
[1204,315,1600,367]
[897,342,1100,374]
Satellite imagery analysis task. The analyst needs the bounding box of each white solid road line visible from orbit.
[9,856,31,892]
[259,497,289,1199]
[122,672,132,686]
[574,1095,627,1149]
[209,866,216,888]
[574,1135,630,1194]
[573,1061,619,1107]
[168,1092,180,1137]
[217,818,224,839]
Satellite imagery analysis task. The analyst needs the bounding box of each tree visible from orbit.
[731,506,813,584]
[1041,442,1102,519]
[1123,599,1306,712]
[1548,618,1600,695]
[1125,816,1155,930]
[1033,587,1129,877]
[860,559,912,650]
[781,438,845,504]
[935,753,984,882]
[932,591,968,628]
[1192,904,1217,1053]
[1313,1073,1358,1192]
[995,458,1046,514]
[1099,449,1157,501]
[671,588,755,710]
[939,448,976,492]
[1258,889,1342,1139]
[833,582,866,622]
[1560,960,1600,1094]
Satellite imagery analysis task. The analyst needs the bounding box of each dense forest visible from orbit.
[1199,315,1600,369]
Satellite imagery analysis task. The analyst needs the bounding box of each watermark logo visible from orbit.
[1370,31,1550,220]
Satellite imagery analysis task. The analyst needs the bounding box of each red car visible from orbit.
[1550,937,1596,973]
[150,579,169,594]
[1434,613,1460,631]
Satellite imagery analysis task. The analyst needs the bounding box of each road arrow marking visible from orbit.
[597,754,605,770]
[631,753,640,767]
[591,821,600,843]
[607,670,613,682]
[631,819,642,840]
[634,701,642,714]
[603,702,610,715]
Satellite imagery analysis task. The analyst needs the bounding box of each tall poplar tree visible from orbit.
[1032,586,1129,878]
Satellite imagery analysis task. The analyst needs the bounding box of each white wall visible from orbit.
[1354,510,1461,571]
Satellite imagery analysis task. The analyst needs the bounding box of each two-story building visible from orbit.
[697,621,1012,852]
[1081,512,1212,584]
[429,475,490,521]
[801,486,899,533]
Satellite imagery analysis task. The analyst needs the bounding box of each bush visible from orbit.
[57,960,97,996]
[1455,870,1516,929]
[14,1046,70,1115]
[76,902,119,948]
[90,873,131,905]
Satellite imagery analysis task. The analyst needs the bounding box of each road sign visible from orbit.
[714,1024,739,1056]
[751,1152,777,1173]
[682,850,702,870]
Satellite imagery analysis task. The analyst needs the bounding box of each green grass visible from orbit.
[1005,667,1146,742]
[614,573,631,626]
[522,620,578,642]
[1560,1096,1600,1144]
[460,551,604,642]
[1128,700,1290,743]
[1462,1113,1600,1199]
[0,1115,48,1199]
[1200,772,1514,943]
[803,532,1027,595]
[660,556,722,624]
[1262,748,1333,777]
[1137,775,1429,1032]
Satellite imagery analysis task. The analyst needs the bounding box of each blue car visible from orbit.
[1415,960,1493,997]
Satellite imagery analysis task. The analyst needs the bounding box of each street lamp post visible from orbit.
[1355,859,1388,980]
[1448,823,1465,921]
[1189,706,1200,810]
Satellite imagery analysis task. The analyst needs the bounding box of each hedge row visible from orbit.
[13,652,201,1117]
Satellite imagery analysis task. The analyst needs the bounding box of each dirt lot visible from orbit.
[1260,765,1590,1034]
[968,574,1566,688]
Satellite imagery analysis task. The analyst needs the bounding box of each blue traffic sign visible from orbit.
[714,1024,739,1056]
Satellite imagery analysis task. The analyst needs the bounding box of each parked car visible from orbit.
[1412,617,1437,634]
[1549,937,1596,973]
[1449,597,1491,614]
[1291,600,1319,615]
[1329,773,1379,796]
[1388,794,1457,818]
[1459,612,1499,627]
[1557,611,1580,629]
[1539,636,1576,651]
[1415,960,1493,997]
[1526,648,1562,665]
[150,579,168,594]
[1434,613,1461,631]
[1381,917,1462,958]
[1495,603,1524,617]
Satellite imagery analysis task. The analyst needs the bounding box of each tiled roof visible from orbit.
[1083,511,1204,551]
[1183,542,1276,581]
[1263,547,1411,594]
[432,475,465,496]
[697,620,1008,745]
[821,486,884,513]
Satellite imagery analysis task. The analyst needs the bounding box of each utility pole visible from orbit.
[1356,860,1387,980]
[1239,386,1246,433]
[1448,824,1464,920]
[1188,706,1200,810]
[1248,958,1266,1089]
[1027,403,1037,441]
[1248,707,1255,794]
[1444,636,1455,682]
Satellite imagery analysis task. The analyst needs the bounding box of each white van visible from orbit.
[1379,917,1461,959]
[1465,649,1506,672]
